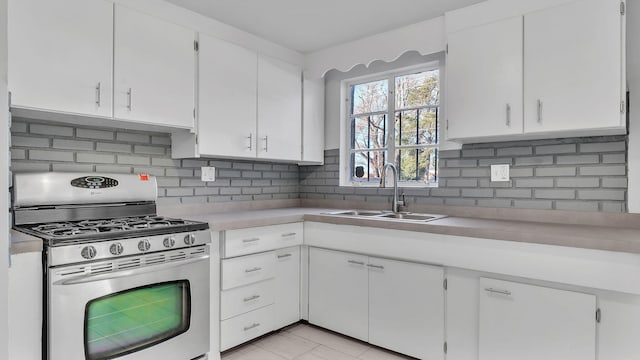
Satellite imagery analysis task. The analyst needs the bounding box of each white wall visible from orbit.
[628,0,640,213]
[0,0,9,356]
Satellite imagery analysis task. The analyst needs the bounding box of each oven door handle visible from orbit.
[52,254,210,286]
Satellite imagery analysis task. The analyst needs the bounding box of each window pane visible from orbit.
[418,108,438,145]
[352,80,388,115]
[352,115,387,150]
[85,281,190,360]
[352,151,386,182]
[395,110,418,146]
[395,70,439,110]
[397,148,438,183]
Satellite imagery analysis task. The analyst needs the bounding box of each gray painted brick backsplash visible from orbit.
[10,118,300,205]
[300,136,628,212]
[11,118,628,212]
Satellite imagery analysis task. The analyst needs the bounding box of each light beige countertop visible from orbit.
[11,229,43,255]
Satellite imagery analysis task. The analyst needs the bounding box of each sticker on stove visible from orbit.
[138,174,150,181]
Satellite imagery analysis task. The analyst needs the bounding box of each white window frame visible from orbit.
[339,61,443,187]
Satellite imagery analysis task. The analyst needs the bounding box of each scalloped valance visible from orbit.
[304,16,446,79]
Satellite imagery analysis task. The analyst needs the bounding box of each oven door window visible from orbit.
[84,280,191,360]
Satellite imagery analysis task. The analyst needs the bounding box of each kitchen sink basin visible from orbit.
[377,213,441,221]
[324,210,446,223]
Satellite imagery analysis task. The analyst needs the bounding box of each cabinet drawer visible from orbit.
[223,223,303,258]
[221,251,275,290]
[220,305,274,351]
[221,279,275,320]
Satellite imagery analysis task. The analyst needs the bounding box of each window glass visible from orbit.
[348,67,440,186]
[85,281,190,360]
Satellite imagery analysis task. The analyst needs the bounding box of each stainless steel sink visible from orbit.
[377,213,441,221]
[326,210,386,216]
[324,210,446,223]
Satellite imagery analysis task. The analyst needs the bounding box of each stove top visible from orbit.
[15,215,210,246]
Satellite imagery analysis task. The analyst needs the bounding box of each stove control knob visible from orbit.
[184,234,196,245]
[109,242,124,256]
[138,239,151,252]
[81,246,97,260]
[163,236,176,248]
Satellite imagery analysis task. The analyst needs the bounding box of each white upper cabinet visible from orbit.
[479,278,596,360]
[446,0,625,143]
[114,5,196,129]
[524,0,624,134]
[257,55,302,162]
[198,34,258,158]
[8,0,113,118]
[301,76,325,164]
[447,16,524,140]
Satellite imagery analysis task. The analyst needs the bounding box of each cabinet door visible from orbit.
[447,16,523,140]
[199,34,257,158]
[479,278,596,360]
[308,248,368,341]
[274,246,301,329]
[8,0,113,117]
[257,55,302,162]
[368,258,445,360]
[301,76,325,164]
[114,5,195,129]
[524,0,623,134]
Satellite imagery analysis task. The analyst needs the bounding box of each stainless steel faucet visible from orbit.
[380,163,405,213]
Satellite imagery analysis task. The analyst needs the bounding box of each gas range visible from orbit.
[16,215,210,245]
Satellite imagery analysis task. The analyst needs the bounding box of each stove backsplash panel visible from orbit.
[10,118,300,205]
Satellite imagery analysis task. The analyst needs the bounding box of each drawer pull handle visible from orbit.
[348,260,365,266]
[245,267,262,273]
[281,232,297,237]
[367,264,384,270]
[243,323,260,331]
[242,238,260,243]
[278,253,292,259]
[485,288,512,296]
[243,295,261,302]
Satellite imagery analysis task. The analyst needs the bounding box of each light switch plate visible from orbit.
[201,167,216,182]
[491,164,510,182]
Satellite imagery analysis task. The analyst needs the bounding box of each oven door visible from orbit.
[48,246,210,360]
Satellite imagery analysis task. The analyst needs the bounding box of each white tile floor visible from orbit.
[221,323,415,360]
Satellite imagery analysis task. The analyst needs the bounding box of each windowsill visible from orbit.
[345,182,439,189]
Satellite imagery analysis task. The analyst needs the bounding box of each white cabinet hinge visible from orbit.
[444,341,448,354]
[446,118,449,131]
[621,101,626,114]
[194,40,199,52]
[446,43,449,54]
[596,308,601,323]
[443,278,448,290]
[621,1,625,15]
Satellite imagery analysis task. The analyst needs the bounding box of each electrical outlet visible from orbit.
[201,167,216,182]
[491,164,510,182]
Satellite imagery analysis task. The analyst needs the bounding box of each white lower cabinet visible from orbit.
[274,247,301,329]
[479,278,597,360]
[369,257,444,360]
[308,248,369,341]
[308,248,445,358]
[219,226,302,351]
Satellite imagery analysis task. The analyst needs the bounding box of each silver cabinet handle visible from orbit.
[245,267,262,273]
[537,99,543,124]
[281,232,297,238]
[243,295,261,302]
[485,287,512,296]
[242,237,260,243]
[348,260,365,266]
[127,88,132,111]
[95,82,101,107]
[506,103,511,127]
[243,323,260,331]
[247,133,253,151]
[367,264,384,270]
[277,253,292,259]
[262,136,268,152]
